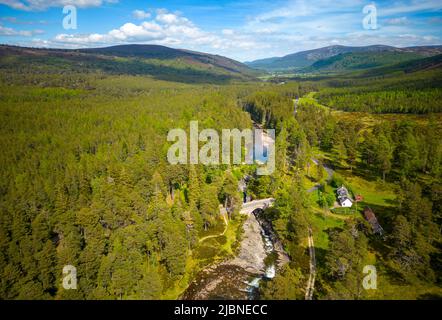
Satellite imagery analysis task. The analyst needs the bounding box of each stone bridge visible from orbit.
[219,198,275,216]
[240,198,275,214]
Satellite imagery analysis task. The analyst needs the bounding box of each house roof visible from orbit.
[337,185,349,195]
[339,197,352,204]
[337,185,352,201]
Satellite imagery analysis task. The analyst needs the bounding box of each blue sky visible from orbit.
[0,0,441,61]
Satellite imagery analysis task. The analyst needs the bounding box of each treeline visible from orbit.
[1,51,440,300]
[361,119,441,179]
[318,88,442,114]
[244,90,294,128]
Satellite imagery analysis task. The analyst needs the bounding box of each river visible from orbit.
[181,125,288,300]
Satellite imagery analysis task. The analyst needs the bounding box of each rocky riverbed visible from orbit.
[181,213,289,300]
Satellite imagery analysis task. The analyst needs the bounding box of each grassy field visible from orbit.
[309,208,345,251]
[299,91,329,111]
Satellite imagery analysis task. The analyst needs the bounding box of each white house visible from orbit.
[340,197,353,208]
[336,185,353,208]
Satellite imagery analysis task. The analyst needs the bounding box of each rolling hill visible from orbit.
[300,51,424,74]
[79,45,257,77]
[0,44,260,83]
[246,45,442,72]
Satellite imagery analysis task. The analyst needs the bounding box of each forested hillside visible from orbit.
[246,45,442,72]
[300,51,424,74]
[0,45,259,84]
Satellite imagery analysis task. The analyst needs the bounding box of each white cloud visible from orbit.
[222,29,234,35]
[155,10,192,26]
[227,0,442,60]
[253,0,365,22]
[378,0,442,16]
[1,16,47,24]
[0,24,44,36]
[0,0,118,11]
[50,9,256,52]
[385,17,410,25]
[132,9,151,20]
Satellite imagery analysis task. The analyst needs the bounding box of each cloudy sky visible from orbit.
[0,0,441,61]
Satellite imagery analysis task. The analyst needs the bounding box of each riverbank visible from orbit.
[181,212,289,300]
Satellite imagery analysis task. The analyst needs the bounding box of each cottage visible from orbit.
[336,185,353,208]
[363,207,384,235]
[340,198,353,207]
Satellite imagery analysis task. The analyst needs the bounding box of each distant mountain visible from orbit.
[0,44,259,83]
[246,45,442,72]
[244,56,281,70]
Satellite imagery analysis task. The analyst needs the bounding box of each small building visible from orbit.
[363,207,384,235]
[336,185,353,208]
[340,198,353,207]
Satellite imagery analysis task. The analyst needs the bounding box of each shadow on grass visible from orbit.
[360,202,397,232]
[314,247,329,269]
[313,227,345,267]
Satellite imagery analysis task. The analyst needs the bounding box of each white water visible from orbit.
[262,229,274,253]
[263,230,276,279]
[247,277,261,289]
[245,219,277,297]
[265,264,276,279]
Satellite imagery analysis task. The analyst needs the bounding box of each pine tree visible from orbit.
[188,165,201,211]
[375,134,393,180]
[221,171,241,220]
[199,184,219,230]
[137,267,163,299]
[334,140,347,167]
[395,123,419,177]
